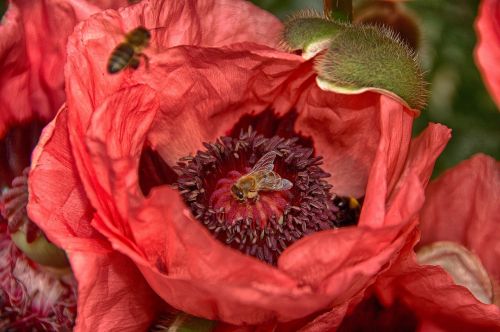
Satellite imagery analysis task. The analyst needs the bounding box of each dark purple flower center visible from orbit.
[173,128,357,265]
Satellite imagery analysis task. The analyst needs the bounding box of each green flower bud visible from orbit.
[281,10,427,111]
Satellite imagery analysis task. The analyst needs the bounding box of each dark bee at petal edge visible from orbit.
[107,43,134,73]
[107,26,151,74]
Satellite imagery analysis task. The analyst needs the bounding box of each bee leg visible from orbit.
[247,191,259,201]
[348,197,360,209]
[138,52,150,70]
[129,56,140,70]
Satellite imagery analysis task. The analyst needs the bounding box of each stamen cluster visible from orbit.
[175,128,350,265]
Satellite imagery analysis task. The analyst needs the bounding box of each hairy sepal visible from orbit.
[315,24,427,112]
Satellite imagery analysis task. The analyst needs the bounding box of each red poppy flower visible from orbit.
[369,154,500,331]
[475,0,500,110]
[28,0,451,330]
[0,0,130,138]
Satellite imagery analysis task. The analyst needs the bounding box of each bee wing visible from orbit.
[251,151,276,172]
[274,178,293,191]
[255,171,293,191]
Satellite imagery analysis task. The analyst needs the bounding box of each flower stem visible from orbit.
[323,0,353,23]
[0,0,7,20]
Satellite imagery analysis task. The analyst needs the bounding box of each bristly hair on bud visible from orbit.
[315,24,428,111]
[281,9,344,59]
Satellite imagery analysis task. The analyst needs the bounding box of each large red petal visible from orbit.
[29,106,103,251]
[83,84,160,260]
[13,0,108,122]
[70,250,160,331]
[374,154,500,330]
[390,123,451,197]
[419,154,500,281]
[87,0,130,9]
[141,45,305,165]
[64,0,282,131]
[301,123,450,331]
[28,106,160,330]
[295,89,413,198]
[376,256,500,331]
[0,3,31,138]
[0,0,132,138]
[136,187,315,324]
[475,0,500,110]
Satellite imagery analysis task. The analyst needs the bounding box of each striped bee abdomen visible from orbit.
[107,43,134,74]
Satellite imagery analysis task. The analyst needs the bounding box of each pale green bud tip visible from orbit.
[11,231,70,269]
[315,25,428,111]
[281,9,343,59]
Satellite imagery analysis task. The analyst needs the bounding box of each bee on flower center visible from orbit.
[107,26,151,74]
[231,151,293,202]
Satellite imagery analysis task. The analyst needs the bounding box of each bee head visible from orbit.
[128,26,151,46]
[231,184,245,201]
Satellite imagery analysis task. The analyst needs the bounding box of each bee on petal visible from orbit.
[107,26,151,74]
[231,151,293,202]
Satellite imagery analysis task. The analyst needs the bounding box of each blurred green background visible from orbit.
[0,0,7,18]
[251,0,500,176]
